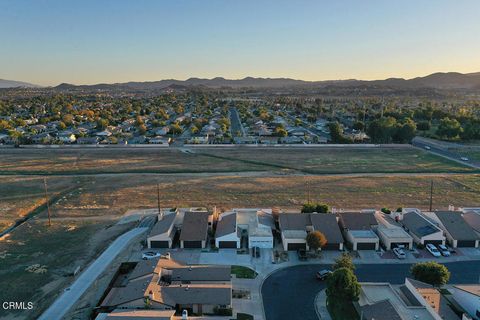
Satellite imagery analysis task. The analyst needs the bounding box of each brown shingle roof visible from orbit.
[148,213,176,237]
[215,212,237,237]
[170,266,231,282]
[338,212,378,230]
[435,211,480,241]
[278,213,311,230]
[361,300,403,320]
[463,212,480,233]
[179,211,209,241]
[310,213,344,244]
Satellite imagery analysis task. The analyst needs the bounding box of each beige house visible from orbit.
[100,258,232,316]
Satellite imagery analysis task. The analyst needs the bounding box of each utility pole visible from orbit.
[157,183,161,216]
[429,180,433,212]
[44,177,51,227]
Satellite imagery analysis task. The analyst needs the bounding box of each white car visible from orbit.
[142,251,161,260]
[424,146,431,150]
[426,244,441,257]
[393,247,406,259]
[438,244,451,257]
[461,157,469,161]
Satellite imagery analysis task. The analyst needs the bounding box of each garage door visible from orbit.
[457,240,476,247]
[356,243,376,250]
[322,243,340,250]
[219,241,237,248]
[391,242,410,249]
[287,243,306,251]
[183,241,202,248]
[424,240,443,246]
[150,240,169,248]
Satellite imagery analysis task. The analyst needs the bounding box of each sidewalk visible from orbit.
[314,290,332,320]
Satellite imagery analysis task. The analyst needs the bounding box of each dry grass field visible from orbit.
[0,146,474,175]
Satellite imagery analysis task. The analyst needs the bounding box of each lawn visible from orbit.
[231,265,258,279]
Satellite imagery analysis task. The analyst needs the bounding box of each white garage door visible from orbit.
[249,237,273,248]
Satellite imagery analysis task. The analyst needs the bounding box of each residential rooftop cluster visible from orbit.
[146,206,480,253]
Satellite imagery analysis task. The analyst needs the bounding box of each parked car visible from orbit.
[142,251,161,260]
[297,249,307,261]
[424,146,431,150]
[438,244,451,257]
[461,157,469,161]
[426,244,441,257]
[316,270,332,280]
[393,247,406,259]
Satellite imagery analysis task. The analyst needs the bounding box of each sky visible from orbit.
[1,0,480,86]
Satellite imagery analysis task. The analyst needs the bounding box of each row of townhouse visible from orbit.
[146,207,480,252]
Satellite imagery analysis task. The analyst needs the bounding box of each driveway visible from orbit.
[262,261,480,320]
[38,226,148,320]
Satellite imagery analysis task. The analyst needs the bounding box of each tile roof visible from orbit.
[105,309,175,320]
[454,285,480,297]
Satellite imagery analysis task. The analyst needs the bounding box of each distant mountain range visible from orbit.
[0,79,40,89]
[4,71,480,91]
[54,72,480,91]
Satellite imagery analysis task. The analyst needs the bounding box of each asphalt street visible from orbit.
[412,137,480,169]
[38,226,148,320]
[262,261,480,320]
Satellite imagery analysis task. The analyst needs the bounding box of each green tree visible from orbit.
[411,261,450,287]
[436,117,462,139]
[301,203,329,213]
[306,231,327,251]
[274,126,288,137]
[0,120,11,131]
[170,123,183,135]
[394,118,416,143]
[96,118,109,130]
[326,268,361,307]
[333,253,355,271]
[367,117,397,143]
[417,121,431,131]
[353,121,364,131]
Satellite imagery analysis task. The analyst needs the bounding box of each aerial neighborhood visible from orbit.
[73,204,480,320]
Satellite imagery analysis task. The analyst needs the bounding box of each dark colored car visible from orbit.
[316,269,332,280]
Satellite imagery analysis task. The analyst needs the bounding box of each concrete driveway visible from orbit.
[38,226,148,320]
